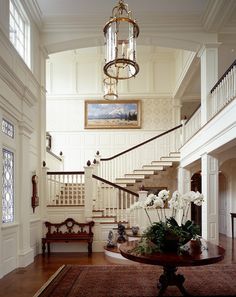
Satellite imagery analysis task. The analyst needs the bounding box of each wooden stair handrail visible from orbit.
[47,171,85,175]
[210,59,236,94]
[92,174,139,197]
[100,124,183,161]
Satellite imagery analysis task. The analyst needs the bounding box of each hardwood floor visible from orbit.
[0,234,235,297]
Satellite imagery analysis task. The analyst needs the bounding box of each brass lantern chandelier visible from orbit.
[103,0,139,80]
[103,76,118,100]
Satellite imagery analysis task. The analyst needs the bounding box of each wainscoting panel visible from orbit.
[2,227,18,276]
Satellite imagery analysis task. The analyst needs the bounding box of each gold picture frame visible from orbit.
[84,100,141,129]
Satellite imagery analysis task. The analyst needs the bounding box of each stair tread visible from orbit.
[142,165,164,170]
[124,174,145,179]
[151,160,172,163]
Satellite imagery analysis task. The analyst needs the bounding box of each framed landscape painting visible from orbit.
[84,100,141,129]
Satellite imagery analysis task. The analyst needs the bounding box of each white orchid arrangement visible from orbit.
[169,190,204,223]
[130,189,204,254]
[130,189,204,225]
[130,189,170,224]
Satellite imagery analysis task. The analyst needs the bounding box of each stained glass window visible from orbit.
[2,119,14,138]
[2,149,14,223]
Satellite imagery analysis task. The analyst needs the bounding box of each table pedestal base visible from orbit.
[157,266,191,296]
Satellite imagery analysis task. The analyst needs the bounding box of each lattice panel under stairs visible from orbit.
[54,183,85,205]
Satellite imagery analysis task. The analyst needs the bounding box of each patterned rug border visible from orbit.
[33,264,236,297]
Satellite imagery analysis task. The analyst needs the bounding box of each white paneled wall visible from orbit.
[46,46,185,171]
[2,225,18,277]
[0,1,45,278]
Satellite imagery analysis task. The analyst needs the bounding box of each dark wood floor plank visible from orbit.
[0,234,235,297]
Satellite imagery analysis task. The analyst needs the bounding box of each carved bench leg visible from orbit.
[88,240,93,255]
[42,238,46,255]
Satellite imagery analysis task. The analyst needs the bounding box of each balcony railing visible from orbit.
[208,60,236,120]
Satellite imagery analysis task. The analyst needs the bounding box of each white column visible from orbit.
[177,166,191,194]
[201,153,219,244]
[84,163,94,220]
[18,123,34,267]
[198,44,219,125]
[39,47,48,222]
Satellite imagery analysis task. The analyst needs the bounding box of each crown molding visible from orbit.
[201,0,236,32]
[22,0,43,30]
[41,14,203,33]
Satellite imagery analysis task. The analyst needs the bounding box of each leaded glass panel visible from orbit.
[2,119,14,138]
[2,149,14,223]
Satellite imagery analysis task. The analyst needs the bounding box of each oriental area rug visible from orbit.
[33,264,236,297]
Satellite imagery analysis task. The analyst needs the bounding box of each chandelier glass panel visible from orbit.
[103,0,139,80]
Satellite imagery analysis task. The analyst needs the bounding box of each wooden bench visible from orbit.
[42,218,95,255]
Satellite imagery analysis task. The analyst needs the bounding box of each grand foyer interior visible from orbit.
[0,0,236,279]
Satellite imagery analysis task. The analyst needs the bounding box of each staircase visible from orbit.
[44,60,236,254]
[115,152,180,187]
[46,124,183,252]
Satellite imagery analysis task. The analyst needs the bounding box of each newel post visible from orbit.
[41,161,49,215]
[180,118,187,146]
[84,160,94,221]
[138,190,148,233]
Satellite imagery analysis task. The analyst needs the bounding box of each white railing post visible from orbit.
[180,118,187,146]
[59,151,65,171]
[92,158,99,209]
[95,151,102,179]
[41,163,49,215]
[84,161,94,221]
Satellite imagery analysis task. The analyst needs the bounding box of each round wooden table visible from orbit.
[119,239,225,296]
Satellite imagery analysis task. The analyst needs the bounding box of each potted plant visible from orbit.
[143,217,200,253]
[130,190,204,254]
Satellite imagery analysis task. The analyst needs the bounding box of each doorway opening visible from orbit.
[191,171,202,235]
